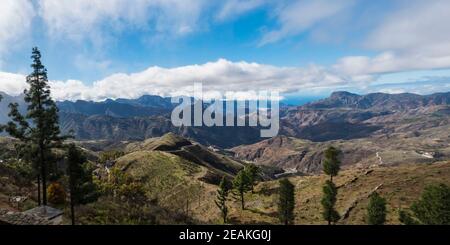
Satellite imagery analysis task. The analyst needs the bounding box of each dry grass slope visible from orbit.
[223,161,450,225]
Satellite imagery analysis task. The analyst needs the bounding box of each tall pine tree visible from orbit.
[3,47,66,206]
[215,176,231,223]
[321,146,341,225]
[278,178,295,225]
[233,169,252,210]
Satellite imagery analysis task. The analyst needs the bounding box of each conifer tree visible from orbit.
[400,183,450,225]
[3,47,66,205]
[366,192,387,225]
[278,178,295,225]
[245,164,260,193]
[67,144,98,225]
[321,146,342,225]
[233,169,252,210]
[323,146,341,182]
[215,176,231,223]
[321,180,340,225]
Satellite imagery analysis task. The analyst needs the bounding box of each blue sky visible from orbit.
[1,0,450,102]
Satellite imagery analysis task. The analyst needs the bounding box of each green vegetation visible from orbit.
[47,182,66,205]
[323,146,341,182]
[400,183,450,225]
[114,151,201,199]
[67,144,98,225]
[278,178,295,225]
[322,146,341,225]
[93,167,155,224]
[233,169,252,210]
[98,150,124,164]
[1,47,67,206]
[321,180,340,225]
[215,177,231,223]
[245,164,260,193]
[366,192,387,225]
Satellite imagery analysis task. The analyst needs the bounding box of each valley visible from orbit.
[1,90,450,225]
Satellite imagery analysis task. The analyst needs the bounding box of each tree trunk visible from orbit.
[40,145,47,206]
[284,202,288,225]
[240,191,245,210]
[70,195,75,225]
[37,175,41,206]
[69,176,75,225]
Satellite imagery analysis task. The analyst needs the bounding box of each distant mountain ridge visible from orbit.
[56,98,171,118]
[1,90,449,148]
[116,95,174,109]
[304,91,450,110]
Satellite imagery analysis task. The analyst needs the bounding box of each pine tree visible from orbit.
[321,146,341,225]
[67,144,98,225]
[3,47,66,206]
[323,146,340,182]
[366,192,387,225]
[215,176,231,223]
[321,180,340,225]
[400,184,450,225]
[233,169,252,210]
[245,164,260,193]
[278,178,295,225]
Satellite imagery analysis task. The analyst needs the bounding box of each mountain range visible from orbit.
[1,91,449,150]
[1,90,450,225]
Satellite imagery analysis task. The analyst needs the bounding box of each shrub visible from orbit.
[47,182,67,205]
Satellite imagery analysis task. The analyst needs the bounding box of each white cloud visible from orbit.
[1,59,351,101]
[334,52,450,77]
[366,0,450,55]
[367,76,450,95]
[0,72,28,96]
[1,0,450,101]
[38,0,207,44]
[2,58,449,102]
[216,0,266,21]
[334,1,450,78]
[0,0,35,61]
[260,0,354,45]
[57,59,348,101]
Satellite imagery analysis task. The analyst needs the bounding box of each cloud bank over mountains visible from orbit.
[1,0,450,101]
[2,58,448,102]
[0,59,344,101]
